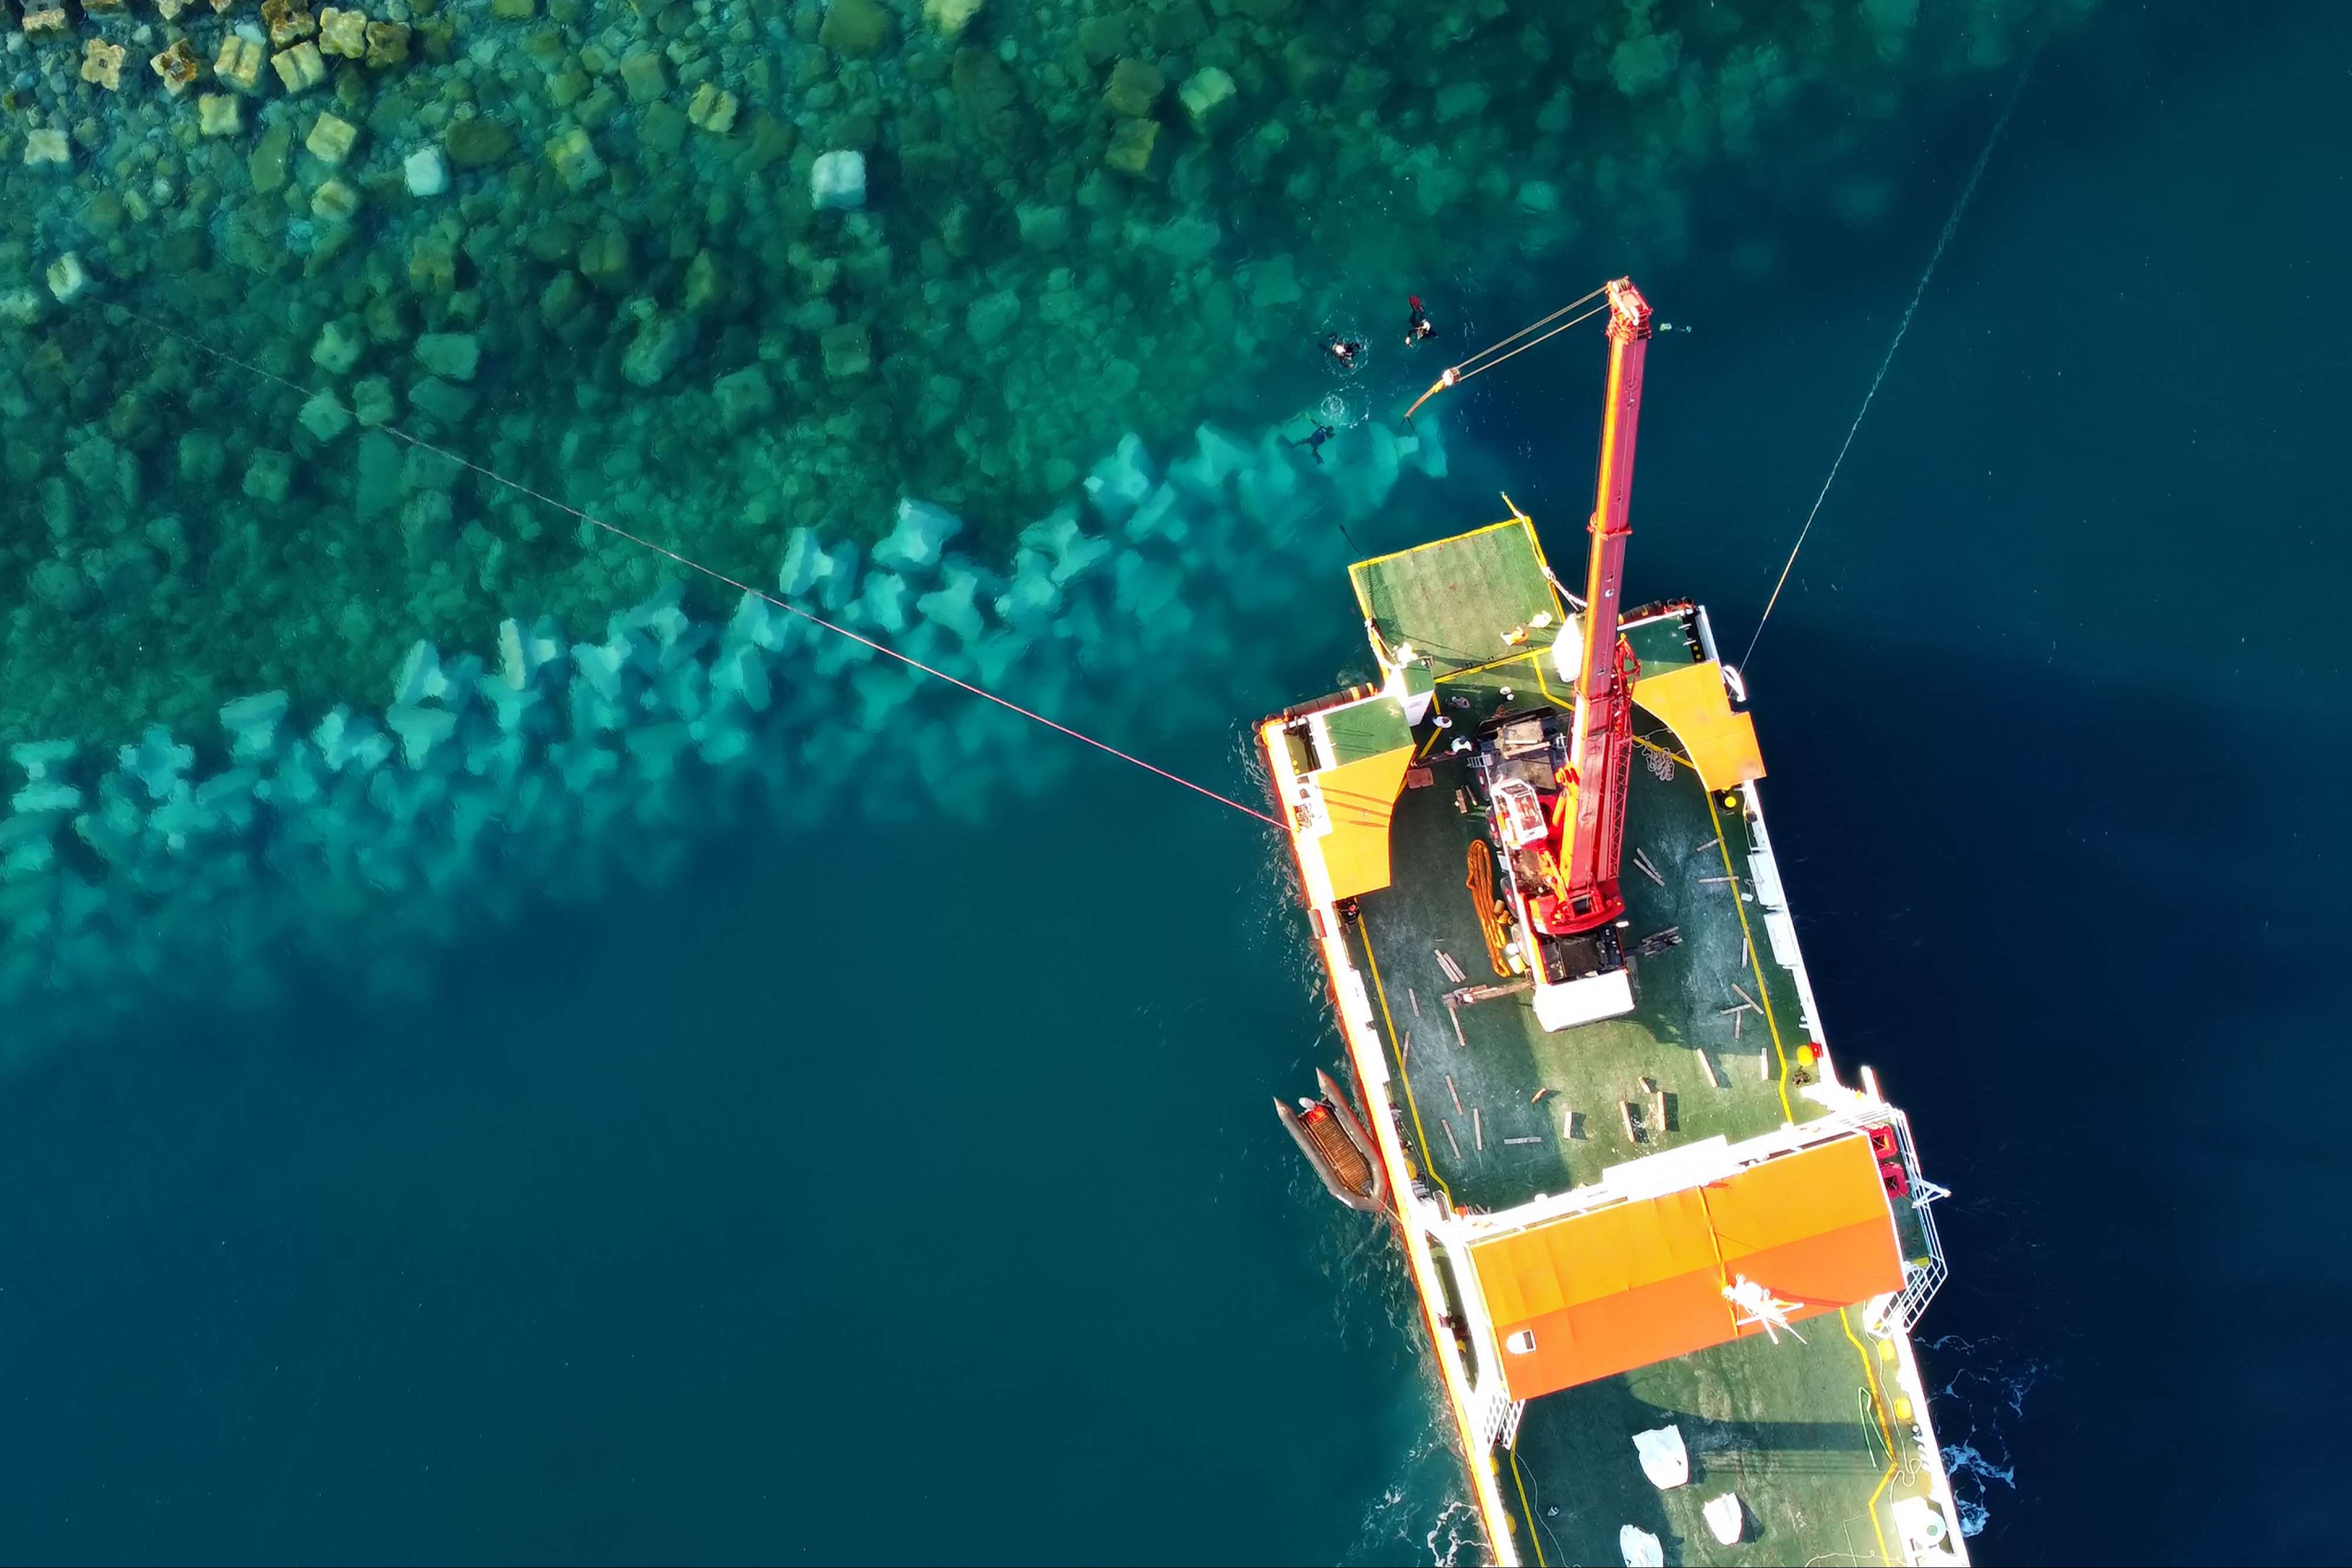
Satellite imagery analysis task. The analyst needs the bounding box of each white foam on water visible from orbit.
[1922,1333,2042,1539]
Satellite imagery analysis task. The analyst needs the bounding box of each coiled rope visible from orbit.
[1466,841,1513,977]
[109,303,1284,829]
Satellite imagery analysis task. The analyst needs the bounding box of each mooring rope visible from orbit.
[109,304,1285,830]
[1740,46,2040,673]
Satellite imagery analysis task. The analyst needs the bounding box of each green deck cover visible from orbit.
[1351,519,1562,678]
[1315,695,1412,766]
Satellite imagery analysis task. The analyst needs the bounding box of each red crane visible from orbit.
[1543,279,1652,937]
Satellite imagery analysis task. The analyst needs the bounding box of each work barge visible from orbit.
[1259,282,1967,1566]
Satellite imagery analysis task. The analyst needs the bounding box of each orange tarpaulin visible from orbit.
[1631,660,1765,790]
[1468,1135,1904,1400]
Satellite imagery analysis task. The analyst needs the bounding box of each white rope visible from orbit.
[1740,49,2039,671]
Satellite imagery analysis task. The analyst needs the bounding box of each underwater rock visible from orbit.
[546,127,606,192]
[120,726,196,803]
[196,93,243,138]
[780,529,860,610]
[31,559,88,614]
[620,313,696,388]
[923,0,983,39]
[214,35,266,92]
[351,377,396,427]
[874,499,964,573]
[1083,434,1154,521]
[312,318,365,375]
[445,117,514,168]
[1244,255,1302,309]
[1122,482,1185,545]
[9,780,82,818]
[1023,506,1114,584]
[1016,203,1070,250]
[273,40,327,92]
[1435,82,1491,123]
[407,377,477,426]
[311,180,362,223]
[1153,215,1221,265]
[916,571,986,646]
[306,113,360,167]
[220,691,292,761]
[404,148,448,197]
[852,570,913,636]
[819,0,891,57]
[1404,411,1449,479]
[820,322,873,380]
[495,619,542,690]
[1103,58,1164,120]
[414,333,477,385]
[1179,66,1237,134]
[81,38,126,91]
[1168,423,1252,497]
[811,149,867,210]
[710,640,774,713]
[46,253,90,305]
[965,289,1022,347]
[619,50,669,105]
[243,451,293,507]
[22,129,70,170]
[625,721,696,781]
[299,390,355,442]
[392,640,450,706]
[1104,118,1159,178]
[363,19,409,67]
[9,740,79,784]
[713,366,774,432]
[386,701,459,769]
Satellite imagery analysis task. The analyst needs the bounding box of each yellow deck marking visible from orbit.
[1359,930,1453,1209]
[1509,1449,1549,1567]
[1705,785,1795,1122]
[1841,1306,1899,1566]
[1432,648,1567,713]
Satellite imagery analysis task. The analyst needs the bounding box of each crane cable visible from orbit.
[1404,285,1614,422]
[108,303,1285,831]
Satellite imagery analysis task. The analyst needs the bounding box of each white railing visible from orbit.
[1865,1105,1953,1338]
[1472,1379,1515,1452]
[1500,1399,1527,1450]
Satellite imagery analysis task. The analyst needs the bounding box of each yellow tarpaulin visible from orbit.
[1632,661,1765,789]
[1312,745,1415,901]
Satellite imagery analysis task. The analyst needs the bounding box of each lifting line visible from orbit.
[109,303,1285,830]
[1402,284,1614,422]
[1740,46,2039,673]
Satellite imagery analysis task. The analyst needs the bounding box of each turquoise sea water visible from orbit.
[4,0,2346,1561]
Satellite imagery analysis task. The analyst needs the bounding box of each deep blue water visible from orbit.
[6,4,2348,1562]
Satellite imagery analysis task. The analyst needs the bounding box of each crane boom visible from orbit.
[1553,279,1652,934]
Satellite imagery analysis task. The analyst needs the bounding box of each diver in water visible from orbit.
[1324,333,1364,370]
[1293,423,1337,466]
[1405,295,1436,345]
